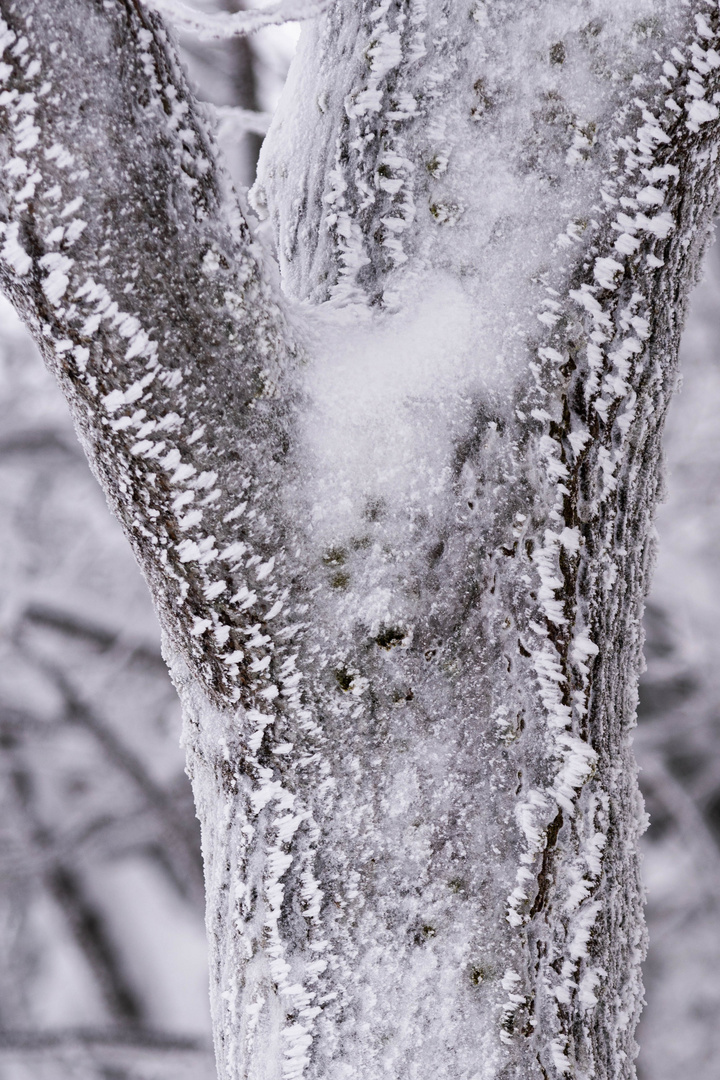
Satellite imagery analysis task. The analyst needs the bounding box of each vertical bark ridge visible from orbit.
[495,11,720,1075]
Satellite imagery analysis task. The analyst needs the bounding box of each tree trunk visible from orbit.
[1,1,719,1077]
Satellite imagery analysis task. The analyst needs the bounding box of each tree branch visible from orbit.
[0,0,300,704]
[3,731,146,1023]
[0,1026,210,1051]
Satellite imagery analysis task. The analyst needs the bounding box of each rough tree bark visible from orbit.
[0,1,719,1077]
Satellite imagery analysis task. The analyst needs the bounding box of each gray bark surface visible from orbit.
[1,1,720,1078]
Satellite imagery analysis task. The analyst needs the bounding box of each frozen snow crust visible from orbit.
[3,1,720,1079]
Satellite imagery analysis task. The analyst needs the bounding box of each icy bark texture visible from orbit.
[2,2,720,1079]
[0,0,300,703]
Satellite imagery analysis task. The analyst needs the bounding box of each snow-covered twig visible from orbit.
[148,0,327,40]
[212,103,272,136]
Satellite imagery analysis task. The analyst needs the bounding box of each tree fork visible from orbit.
[2,2,720,1078]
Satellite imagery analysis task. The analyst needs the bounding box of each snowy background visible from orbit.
[0,9,719,1079]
